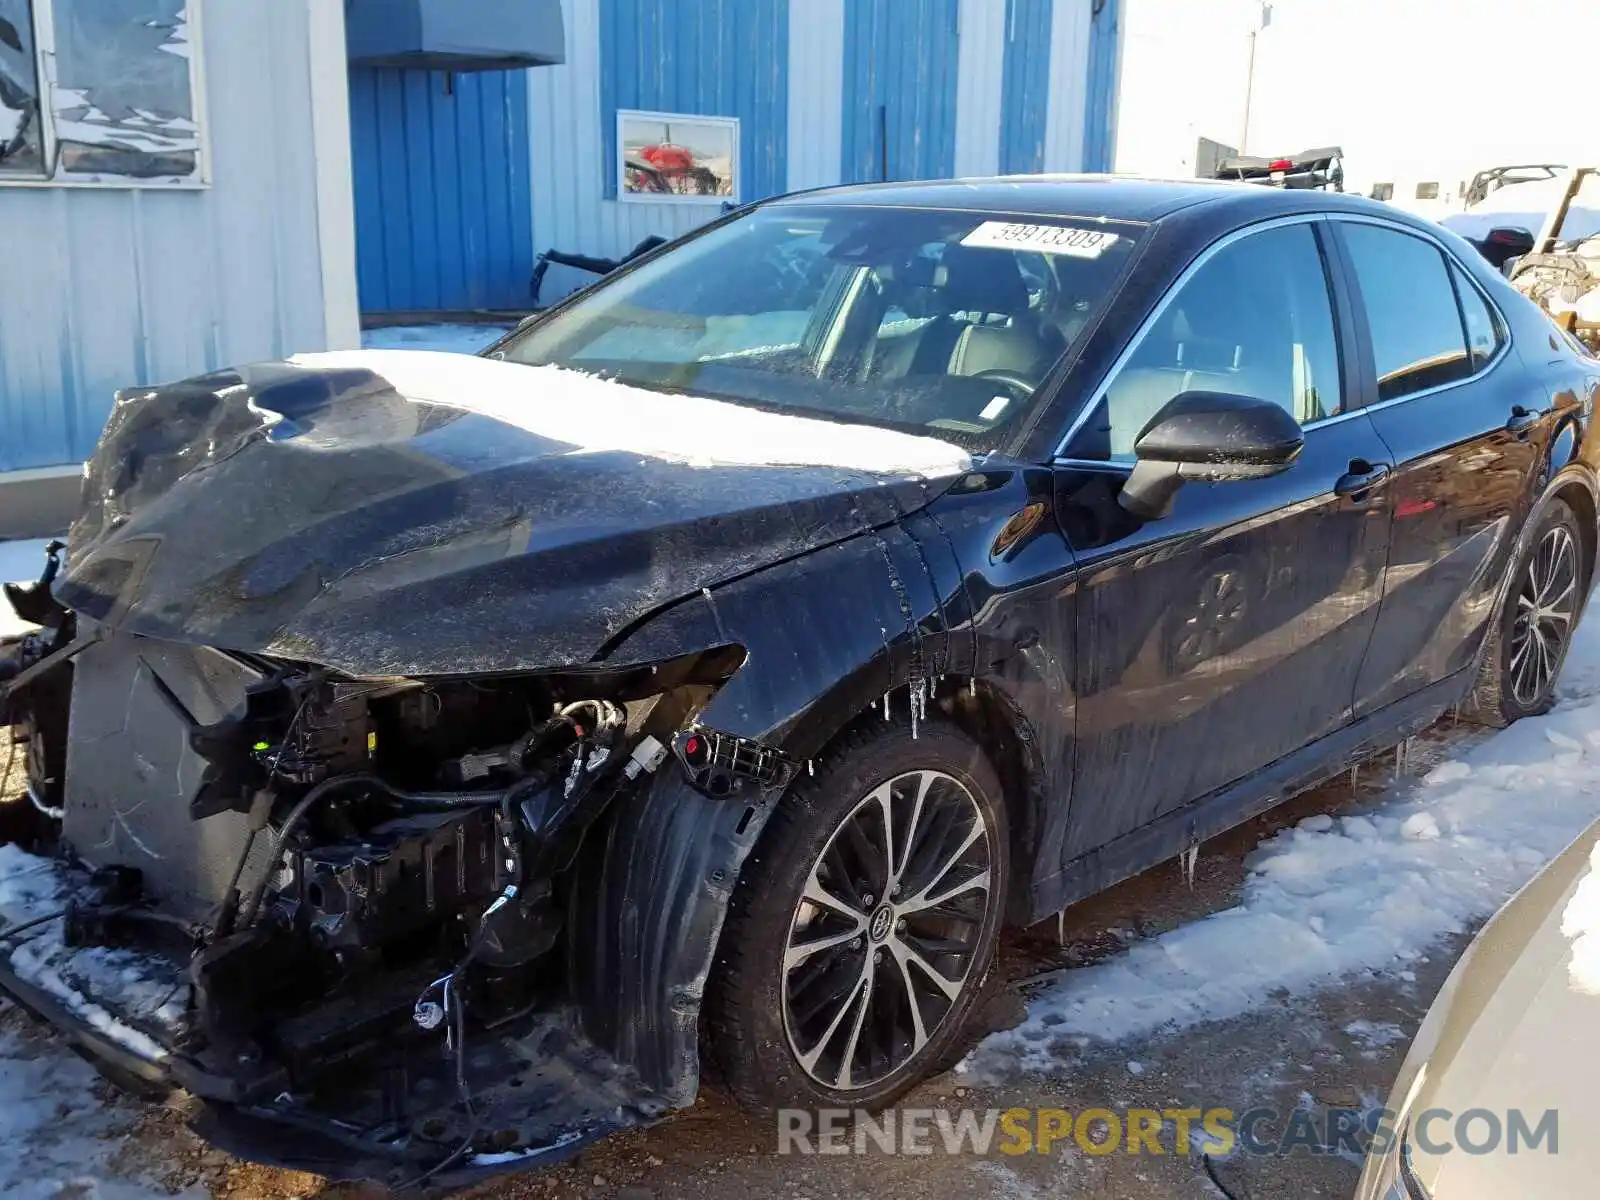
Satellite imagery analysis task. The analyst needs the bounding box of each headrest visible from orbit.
[934,245,1030,316]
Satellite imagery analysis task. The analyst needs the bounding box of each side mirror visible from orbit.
[1119,391,1304,520]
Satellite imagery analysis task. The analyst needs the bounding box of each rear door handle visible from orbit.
[1335,460,1392,499]
[1506,405,1540,438]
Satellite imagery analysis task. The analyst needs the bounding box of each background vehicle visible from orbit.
[1500,167,1600,353]
[1443,169,1600,277]
[3,178,1598,1186]
[1356,817,1600,1198]
[1211,145,1344,190]
[1464,162,1568,207]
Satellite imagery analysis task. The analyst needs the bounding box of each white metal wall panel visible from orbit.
[785,0,845,192]
[952,0,1005,178]
[0,1,335,471]
[1042,0,1091,172]
[526,0,717,295]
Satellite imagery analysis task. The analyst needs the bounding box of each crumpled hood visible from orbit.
[58,351,970,676]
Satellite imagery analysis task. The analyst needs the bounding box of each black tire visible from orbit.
[707,716,1009,1113]
[1467,498,1588,727]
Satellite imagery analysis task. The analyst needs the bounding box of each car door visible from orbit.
[1331,218,1545,715]
[1051,217,1394,862]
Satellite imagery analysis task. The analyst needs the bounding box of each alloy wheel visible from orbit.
[1509,523,1579,707]
[780,769,994,1092]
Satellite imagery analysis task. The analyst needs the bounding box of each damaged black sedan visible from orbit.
[4,178,1599,1186]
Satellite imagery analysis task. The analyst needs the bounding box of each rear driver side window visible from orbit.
[1340,224,1474,401]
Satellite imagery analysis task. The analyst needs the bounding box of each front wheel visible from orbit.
[1468,498,1587,726]
[707,718,1009,1112]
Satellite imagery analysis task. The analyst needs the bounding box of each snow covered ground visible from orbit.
[360,323,511,355]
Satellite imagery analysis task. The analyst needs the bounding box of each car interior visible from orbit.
[1073,229,1340,459]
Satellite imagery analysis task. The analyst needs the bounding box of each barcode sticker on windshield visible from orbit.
[961,221,1120,258]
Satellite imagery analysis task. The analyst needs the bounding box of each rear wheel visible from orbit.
[708,718,1008,1111]
[1468,498,1586,726]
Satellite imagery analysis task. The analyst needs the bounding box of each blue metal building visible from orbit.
[352,0,1125,312]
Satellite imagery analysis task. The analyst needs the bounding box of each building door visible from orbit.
[348,67,535,313]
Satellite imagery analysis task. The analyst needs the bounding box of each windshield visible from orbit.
[498,204,1145,451]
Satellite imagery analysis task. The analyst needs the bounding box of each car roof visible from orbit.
[770,173,1407,226]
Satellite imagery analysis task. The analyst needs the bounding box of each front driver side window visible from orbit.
[1068,223,1342,461]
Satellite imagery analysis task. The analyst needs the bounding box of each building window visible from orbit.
[0,0,205,187]
[1369,182,1394,202]
[1415,181,1440,200]
[617,109,738,204]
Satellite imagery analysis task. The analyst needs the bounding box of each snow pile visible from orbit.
[975,598,1600,1075]
[289,350,975,477]
[361,324,510,355]
[0,1021,154,1200]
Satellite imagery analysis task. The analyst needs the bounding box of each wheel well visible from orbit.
[790,678,1047,924]
[875,680,1044,924]
[1555,481,1597,587]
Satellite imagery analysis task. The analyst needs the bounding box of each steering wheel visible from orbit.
[971,368,1039,402]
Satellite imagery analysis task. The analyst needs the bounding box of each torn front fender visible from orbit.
[578,516,966,1101]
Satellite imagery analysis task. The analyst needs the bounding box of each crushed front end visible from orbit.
[0,549,757,1185]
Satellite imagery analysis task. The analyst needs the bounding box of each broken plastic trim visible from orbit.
[672,727,796,797]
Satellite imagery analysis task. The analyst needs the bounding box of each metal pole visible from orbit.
[1239,27,1257,154]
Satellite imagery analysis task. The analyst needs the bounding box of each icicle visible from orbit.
[807,759,815,777]
[882,691,891,721]
[969,677,978,697]
[1349,762,1359,789]
[1057,909,1067,946]
[909,678,928,740]
[1181,842,1199,888]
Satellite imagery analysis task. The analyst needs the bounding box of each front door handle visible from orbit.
[1335,459,1392,499]
[1506,405,1540,438]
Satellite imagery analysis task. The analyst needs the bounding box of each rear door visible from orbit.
[1332,219,1546,714]
[1052,217,1394,860]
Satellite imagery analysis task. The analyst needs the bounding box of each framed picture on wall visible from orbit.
[617,109,739,203]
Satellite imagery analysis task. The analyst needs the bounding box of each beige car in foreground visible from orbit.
[1356,819,1600,1197]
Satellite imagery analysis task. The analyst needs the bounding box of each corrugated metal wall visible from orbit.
[1041,0,1092,174]
[785,0,845,192]
[0,2,330,471]
[840,0,961,184]
[1083,0,1122,172]
[1000,0,1054,174]
[525,0,788,298]
[524,0,1113,287]
[349,67,535,312]
[599,0,789,202]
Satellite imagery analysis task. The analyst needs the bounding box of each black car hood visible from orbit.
[57,352,971,677]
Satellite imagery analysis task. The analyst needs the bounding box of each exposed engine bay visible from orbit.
[0,545,776,1185]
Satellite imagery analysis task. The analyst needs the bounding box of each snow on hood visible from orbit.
[289,350,975,478]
